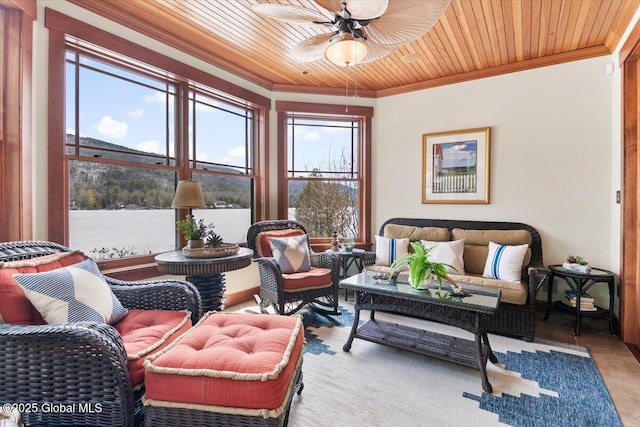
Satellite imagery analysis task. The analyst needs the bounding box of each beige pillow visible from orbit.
[452,228,531,246]
[384,224,450,242]
[421,239,465,275]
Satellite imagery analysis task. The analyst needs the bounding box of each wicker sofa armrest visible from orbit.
[528,265,550,296]
[0,322,136,427]
[361,250,377,267]
[106,277,202,324]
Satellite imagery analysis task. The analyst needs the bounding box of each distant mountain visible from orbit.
[67,134,253,209]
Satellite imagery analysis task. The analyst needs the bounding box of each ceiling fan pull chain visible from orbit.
[345,61,350,113]
[354,51,359,99]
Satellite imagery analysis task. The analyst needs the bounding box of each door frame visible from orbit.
[620,18,640,347]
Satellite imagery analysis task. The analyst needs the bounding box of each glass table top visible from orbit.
[339,272,500,311]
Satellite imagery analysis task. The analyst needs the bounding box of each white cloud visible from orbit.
[145,92,175,113]
[295,127,321,142]
[144,92,165,104]
[127,109,144,118]
[220,146,245,163]
[442,146,477,168]
[136,140,163,155]
[197,150,210,161]
[94,115,127,139]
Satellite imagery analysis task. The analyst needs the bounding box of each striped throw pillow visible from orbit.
[482,241,528,283]
[375,235,410,266]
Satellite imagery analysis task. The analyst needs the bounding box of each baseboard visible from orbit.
[226,286,259,308]
[627,344,640,364]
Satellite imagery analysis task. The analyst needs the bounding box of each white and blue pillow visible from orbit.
[482,241,528,283]
[375,235,410,266]
[13,258,128,325]
[267,234,312,274]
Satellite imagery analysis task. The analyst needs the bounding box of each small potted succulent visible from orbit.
[563,254,591,273]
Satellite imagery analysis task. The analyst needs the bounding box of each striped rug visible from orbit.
[246,303,621,427]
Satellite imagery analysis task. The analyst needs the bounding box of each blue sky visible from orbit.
[440,140,477,169]
[65,57,249,168]
[66,56,355,174]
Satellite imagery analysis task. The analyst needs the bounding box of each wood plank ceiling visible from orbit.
[68,0,640,97]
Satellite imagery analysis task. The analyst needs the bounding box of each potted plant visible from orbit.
[389,241,458,292]
[176,215,210,249]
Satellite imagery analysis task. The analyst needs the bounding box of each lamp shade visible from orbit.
[171,180,206,208]
[325,34,369,66]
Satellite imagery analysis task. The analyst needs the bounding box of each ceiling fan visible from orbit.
[252,0,451,67]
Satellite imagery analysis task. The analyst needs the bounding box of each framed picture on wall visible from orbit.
[422,127,490,204]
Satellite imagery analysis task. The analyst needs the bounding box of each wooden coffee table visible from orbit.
[339,272,501,393]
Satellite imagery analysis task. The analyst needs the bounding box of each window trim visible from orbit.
[0,5,34,241]
[46,8,269,271]
[276,101,373,248]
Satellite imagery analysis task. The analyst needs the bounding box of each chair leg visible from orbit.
[254,294,277,315]
[310,296,340,315]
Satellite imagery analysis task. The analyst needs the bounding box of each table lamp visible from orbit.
[171,180,206,209]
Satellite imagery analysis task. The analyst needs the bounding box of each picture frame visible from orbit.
[422,127,490,204]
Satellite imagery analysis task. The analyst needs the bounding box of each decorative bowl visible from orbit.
[182,243,240,258]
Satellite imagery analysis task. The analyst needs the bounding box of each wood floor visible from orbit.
[535,308,640,426]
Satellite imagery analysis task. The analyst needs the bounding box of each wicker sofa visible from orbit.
[0,241,202,427]
[366,218,547,341]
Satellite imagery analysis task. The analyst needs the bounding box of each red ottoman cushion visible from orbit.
[113,309,192,386]
[143,312,304,418]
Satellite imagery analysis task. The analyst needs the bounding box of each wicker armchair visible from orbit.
[0,241,202,427]
[247,220,341,316]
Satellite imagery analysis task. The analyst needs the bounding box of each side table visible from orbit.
[326,249,376,300]
[155,248,253,312]
[543,264,615,336]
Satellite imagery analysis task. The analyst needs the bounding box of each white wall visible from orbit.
[31,1,623,307]
[374,58,615,306]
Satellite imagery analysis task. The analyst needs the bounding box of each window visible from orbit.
[189,88,255,244]
[60,43,262,261]
[277,101,372,245]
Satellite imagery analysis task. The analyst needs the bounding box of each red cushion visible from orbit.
[113,309,192,387]
[282,267,333,291]
[256,229,305,257]
[0,251,87,325]
[144,313,304,416]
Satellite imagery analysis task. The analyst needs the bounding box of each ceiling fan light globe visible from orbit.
[325,37,369,66]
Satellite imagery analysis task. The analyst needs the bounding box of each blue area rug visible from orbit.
[289,304,621,427]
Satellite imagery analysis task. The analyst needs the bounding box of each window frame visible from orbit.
[46,8,269,274]
[0,4,34,241]
[276,101,373,249]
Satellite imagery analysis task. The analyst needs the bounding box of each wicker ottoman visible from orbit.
[143,312,304,426]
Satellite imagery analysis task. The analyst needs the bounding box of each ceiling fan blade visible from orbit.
[359,42,396,64]
[366,0,450,46]
[315,0,389,20]
[252,4,330,26]
[292,34,334,63]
